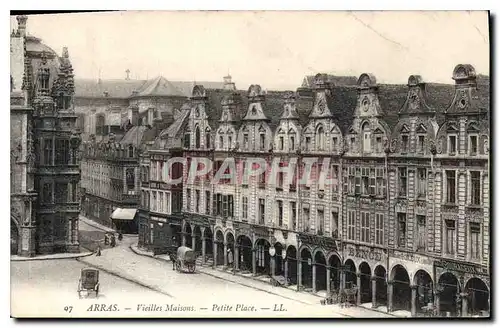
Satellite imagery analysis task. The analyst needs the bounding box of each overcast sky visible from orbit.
[10,11,489,90]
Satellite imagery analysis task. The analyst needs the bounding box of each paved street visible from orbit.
[10,218,393,318]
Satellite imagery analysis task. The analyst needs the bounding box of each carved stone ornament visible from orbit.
[390,138,398,153]
[484,139,489,154]
[429,139,437,155]
[409,89,419,110]
[436,136,444,154]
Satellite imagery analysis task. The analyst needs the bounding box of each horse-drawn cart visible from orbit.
[174,246,196,273]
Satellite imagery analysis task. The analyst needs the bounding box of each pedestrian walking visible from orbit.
[104,234,109,245]
[95,245,101,256]
[110,234,116,247]
[118,232,123,241]
[171,253,176,270]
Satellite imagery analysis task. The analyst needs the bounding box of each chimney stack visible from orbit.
[16,15,27,37]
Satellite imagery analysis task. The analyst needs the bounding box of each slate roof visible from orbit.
[74,78,225,99]
[25,35,58,55]
[302,74,358,88]
[119,126,149,145]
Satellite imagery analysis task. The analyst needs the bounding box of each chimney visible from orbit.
[125,69,131,80]
[147,107,155,126]
[223,75,236,91]
[16,15,27,37]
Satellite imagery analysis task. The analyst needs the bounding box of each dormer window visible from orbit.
[279,136,284,151]
[219,136,224,149]
[448,135,457,155]
[290,135,295,151]
[259,133,265,150]
[316,126,325,151]
[305,137,311,151]
[362,122,371,153]
[243,133,249,149]
[375,136,382,153]
[128,145,134,158]
[195,126,201,149]
[417,135,425,153]
[401,135,409,153]
[469,135,478,155]
[184,133,191,148]
[205,133,211,149]
[332,137,338,152]
[228,135,232,149]
[350,137,355,152]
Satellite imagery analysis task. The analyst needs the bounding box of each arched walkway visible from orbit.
[193,226,202,253]
[328,254,342,291]
[274,243,284,276]
[286,245,298,285]
[300,248,313,290]
[214,230,224,266]
[184,224,193,248]
[11,219,19,255]
[374,265,387,307]
[344,259,357,289]
[438,272,460,317]
[314,250,327,292]
[225,232,235,268]
[237,235,252,272]
[255,239,271,275]
[359,262,372,304]
[203,228,213,262]
[391,265,411,312]
[465,278,489,316]
[414,270,434,315]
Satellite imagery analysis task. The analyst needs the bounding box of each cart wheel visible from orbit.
[176,262,181,272]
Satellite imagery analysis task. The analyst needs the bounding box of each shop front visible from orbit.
[150,215,182,255]
[344,243,388,307]
[434,259,490,317]
[183,214,213,264]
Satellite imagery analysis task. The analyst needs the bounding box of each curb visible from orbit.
[129,244,398,318]
[75,256,175,299]
[11,252,94,262]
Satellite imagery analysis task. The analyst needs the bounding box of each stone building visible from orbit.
[10,16,81,256]
[139,66,489,317]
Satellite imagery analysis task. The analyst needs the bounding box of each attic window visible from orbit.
[251,106,257,116]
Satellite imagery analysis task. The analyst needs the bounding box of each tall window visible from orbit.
[222,195,228,217]
[317,208,324,236]
[448,135,457,155]
[446,170,456,204]
[376,168,385,197]
[242,196,248,220]
[259,133,265,150]
[469,135,478,155]
[397,213,406,247]
[228,195,234,217]
[445,220,456,255]
[219,135,224,149]
[375,214,383,245]
[259,198,265,225]
[205,133,210,149]
[126,168,135,192]
[290,135,295,151]
[290,201,297,230]
[350,137,356,152]
[470,223,481,260]
[369,168,376,195]
[376,136,383,153]
[159,192,164,212]
[55,139,70,165]
[43,138,53,165]
[398,168,407,197]
[417,168,427,198]
[361,212,370,243]
[305,137,311,151]
[355,167,361,194]
[331,210,339,238]
[205,191,210,215]
[332,136,338,152]
[195,126,201,149]
[195,190,200,213]
[331,165,339,194]
[228,135,232,148]
[128,145,134,158]
[317,126,325,150]
[417,135,425,153]
[347,211,356,240]
[361,168,369,195]
[362,123,371,153]
[277,200,283,227]
[302,206,310,232]
[471,171,481,206]
[416,215,426,252]
[402,135,409,153]
[243,133,249,149]
[186,188,191,212]
[279,136,284,151]
[42,183,52,203]
[184,133,191,148]
[348,167,355,194]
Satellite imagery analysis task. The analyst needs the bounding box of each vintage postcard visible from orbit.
[10,10,490,319]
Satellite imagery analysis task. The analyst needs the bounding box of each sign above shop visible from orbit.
[347,245,384,262]
[298,233,337,251]
[435,260,489,276]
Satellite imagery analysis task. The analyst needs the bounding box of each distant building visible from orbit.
[10,16,81,256]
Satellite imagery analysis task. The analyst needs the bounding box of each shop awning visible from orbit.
[110,208,137,221]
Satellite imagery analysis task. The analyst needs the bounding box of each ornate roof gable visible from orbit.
[446,64,485,115]
[280,91,299,120]
[309,74,334,118]
[353,73,383,119]
[399,75,434,115]
[242,84,269,121]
